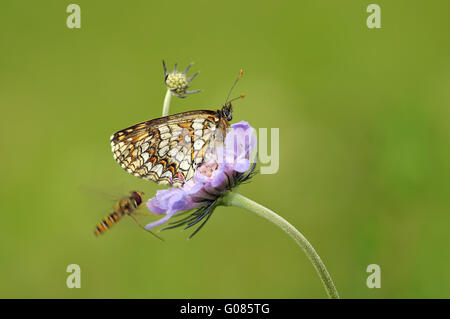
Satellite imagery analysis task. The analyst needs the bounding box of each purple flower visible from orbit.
[145,121,257,237]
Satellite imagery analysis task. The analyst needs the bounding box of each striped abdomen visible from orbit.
[94,211,124,236]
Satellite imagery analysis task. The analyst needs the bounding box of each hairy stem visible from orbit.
[223,192,340,299]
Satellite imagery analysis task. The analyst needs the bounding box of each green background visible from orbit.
[1,0,449,298]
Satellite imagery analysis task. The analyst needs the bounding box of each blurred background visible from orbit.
[1,0,449,298]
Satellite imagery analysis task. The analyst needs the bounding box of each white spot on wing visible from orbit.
[175,152,184,162]
[159,139,169,148]
[172,129,182,136]
[180,160,190,170]
[159,126,169,134]
[159,145,169,156]
[141,152,149,163]
[145,162,153,170]
[194,157,203,164]
[168,148,178,157]
[151,164,163,176]
[119,143,127,153]
[185,168,194,181]
[161,132,171,140]
[194,139,205,151]
[141,142,149,153]
[161,170,173,178]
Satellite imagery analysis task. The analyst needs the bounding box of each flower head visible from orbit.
[145,121,257,237]
[163,60,201,98]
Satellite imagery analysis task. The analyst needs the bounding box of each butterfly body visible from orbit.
[110,104,233,186]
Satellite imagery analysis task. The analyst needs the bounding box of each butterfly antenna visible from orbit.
[228,93,246,103]
[225,69,244,104]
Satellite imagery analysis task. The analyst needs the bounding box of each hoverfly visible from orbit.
[94,191,162,240]
[110,70,244,187]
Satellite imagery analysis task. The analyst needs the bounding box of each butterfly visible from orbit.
[110,71,244,187]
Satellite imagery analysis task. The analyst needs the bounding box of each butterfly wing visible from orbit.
[110,110,227,186]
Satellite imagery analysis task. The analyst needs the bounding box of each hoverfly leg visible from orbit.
[128,214,164,241]
[132,212,157,217]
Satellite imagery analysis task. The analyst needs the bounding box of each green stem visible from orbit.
[223,192,340,299]
[162,89,172,116]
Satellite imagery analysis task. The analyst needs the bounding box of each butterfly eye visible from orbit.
[227,107,233,121]
[222,104,232,121]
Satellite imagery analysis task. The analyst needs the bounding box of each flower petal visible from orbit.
[145,213,174,230]
[233,159,250,173]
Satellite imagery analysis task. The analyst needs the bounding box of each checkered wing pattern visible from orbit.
[110,110,227,186]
